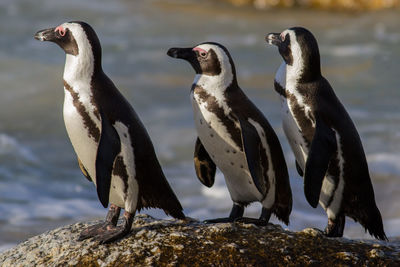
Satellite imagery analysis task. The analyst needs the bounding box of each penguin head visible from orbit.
[35,21,102,67]
[266,27,321,82]
[167,42,237,85]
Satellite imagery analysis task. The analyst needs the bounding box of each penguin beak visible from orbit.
[265,33,282,47]
[167,47,196,61]
[167,47,202,73]
[34,28,57,42]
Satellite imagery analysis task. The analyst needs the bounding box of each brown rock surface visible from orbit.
[1,214,399,266]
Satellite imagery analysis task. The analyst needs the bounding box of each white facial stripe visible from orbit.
[63,23,94,92]
[285,30,304,84]
[192,44,234,115]
[283,30,315,128]
[62,22,99,125]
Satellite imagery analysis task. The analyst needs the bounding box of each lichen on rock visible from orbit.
[1,214,399,266]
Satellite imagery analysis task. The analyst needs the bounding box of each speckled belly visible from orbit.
[191,99,262,203]
[280,95,308,169]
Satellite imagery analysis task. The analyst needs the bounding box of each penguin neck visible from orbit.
[285,58,321,86]
[63,52,103,95]
[193,68,237,95]
[192,71,238,117]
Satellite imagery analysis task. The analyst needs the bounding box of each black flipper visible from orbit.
[78,157,92,182]
[295,160,304,177]
[194,137,216,187]
[238,117,267,196]
[95,110,121,208]
[304,117,337,208]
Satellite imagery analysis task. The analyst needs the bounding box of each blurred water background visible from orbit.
[0,0,399,252]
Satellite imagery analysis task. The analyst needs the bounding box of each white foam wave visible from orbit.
[0,134,38,163]
[2,198,104,226]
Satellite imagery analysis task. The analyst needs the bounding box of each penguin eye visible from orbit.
[280,33,286,42]
[55,26,66,37]
[199,51,207,58]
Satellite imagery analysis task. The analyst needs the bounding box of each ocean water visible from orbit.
[1,0,399,251]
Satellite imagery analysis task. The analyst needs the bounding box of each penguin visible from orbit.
[266,27,387,240]
[167,42,292,225]
[34,21,185,243]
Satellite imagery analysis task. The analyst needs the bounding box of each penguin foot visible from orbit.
[94,211,134,244]
[234,217,268,226]
[324,215,345,238]
[94,225,131,244]
[78,222,111,241]
[78,204,121,241]
[203,217,235,224]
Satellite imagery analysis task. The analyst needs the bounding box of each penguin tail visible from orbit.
[363,206,387,241]
[272,185,292,225]
[138,191,185,220]
[273,201,292,226]
[158,180,186,220]
[164,206,186,220]
[350,201,387,241]
[272,171,293,226]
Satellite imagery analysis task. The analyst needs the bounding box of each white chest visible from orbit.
[280,96,308,169]
[275,61,309,168]
[63,85,101,182]
[191,91,262,202]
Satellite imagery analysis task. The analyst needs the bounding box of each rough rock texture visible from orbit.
[221,0,400,11]
[1,214,399,267]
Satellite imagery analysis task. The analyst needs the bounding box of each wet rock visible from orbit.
[0,214,399,266]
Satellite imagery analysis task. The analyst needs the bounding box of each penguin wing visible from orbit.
[238,117,267,196]
[295,160,304,177]
[95,110,121,208]
[78,157,92,182]
[194,137,216,187]
[304,116,337,208]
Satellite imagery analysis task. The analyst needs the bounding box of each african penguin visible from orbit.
[266,27,387,240]
[34,21,185,243]
[167,42,292,225]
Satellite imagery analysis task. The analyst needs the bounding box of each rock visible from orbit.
[220,0,400,11]
[1,214,399,266]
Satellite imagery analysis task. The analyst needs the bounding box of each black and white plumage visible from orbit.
[34,21,185,243]
[266,27,387,240]
[167,42,292,225]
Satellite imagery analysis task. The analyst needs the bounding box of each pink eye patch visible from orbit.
[193,47,207,54]
[55,26,66,37]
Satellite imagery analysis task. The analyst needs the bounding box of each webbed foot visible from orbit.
[78,204,121,241]
[93,211,134,244]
